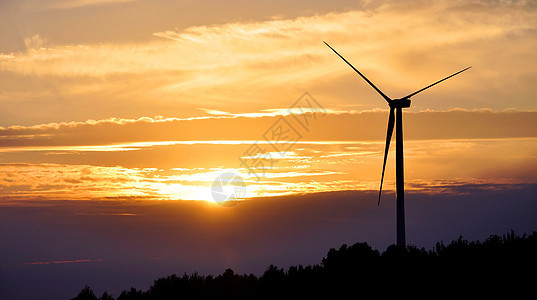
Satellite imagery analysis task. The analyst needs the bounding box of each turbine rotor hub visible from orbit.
[389,98,411,108]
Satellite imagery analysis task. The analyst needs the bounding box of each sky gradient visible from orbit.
[1,0,537,299]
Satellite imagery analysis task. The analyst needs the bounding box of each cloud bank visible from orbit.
[0,0,536,125]
[0,110,536,149]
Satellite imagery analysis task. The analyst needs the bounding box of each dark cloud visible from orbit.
[0,110,536,149]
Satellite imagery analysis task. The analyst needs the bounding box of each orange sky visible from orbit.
[1,0,536,203]
[1,0,537,124]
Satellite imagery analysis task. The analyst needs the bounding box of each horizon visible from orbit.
[1,0,537,299]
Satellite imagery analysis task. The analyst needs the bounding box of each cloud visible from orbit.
[45,0,136,10]
[0,110,536,202]
[1,0,536,126]
[23,34,47,50]
[5,1,533,79]
[0,110,536,150]
[23,258,104,265]
[1,156,535,202]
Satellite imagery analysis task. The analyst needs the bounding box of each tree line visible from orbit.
[73,231,537,299]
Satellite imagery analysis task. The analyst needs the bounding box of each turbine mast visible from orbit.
[395,107,406,247]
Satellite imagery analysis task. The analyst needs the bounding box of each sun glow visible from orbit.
[0,138,536,203]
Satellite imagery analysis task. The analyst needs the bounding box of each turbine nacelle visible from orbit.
[389,98,411,108]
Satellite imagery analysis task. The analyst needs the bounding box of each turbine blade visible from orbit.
[402,66,471,99]
[378,107,395,206]
[324,41,392,103]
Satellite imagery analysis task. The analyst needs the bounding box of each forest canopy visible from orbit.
[73,231,537,300]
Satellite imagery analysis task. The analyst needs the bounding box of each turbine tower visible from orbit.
[324,41,470,247]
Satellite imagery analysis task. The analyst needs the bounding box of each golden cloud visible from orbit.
[0,0,535,121]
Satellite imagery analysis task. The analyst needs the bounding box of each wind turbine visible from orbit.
[324,41,470,247]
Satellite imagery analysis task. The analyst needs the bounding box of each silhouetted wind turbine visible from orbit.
[324,41,470,247]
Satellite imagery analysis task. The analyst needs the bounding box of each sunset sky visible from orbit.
[1,0,537,299]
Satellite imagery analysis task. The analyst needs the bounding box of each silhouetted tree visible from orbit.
[99,291,114,300]
[72,285,98,300]
[117,287,144,300]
